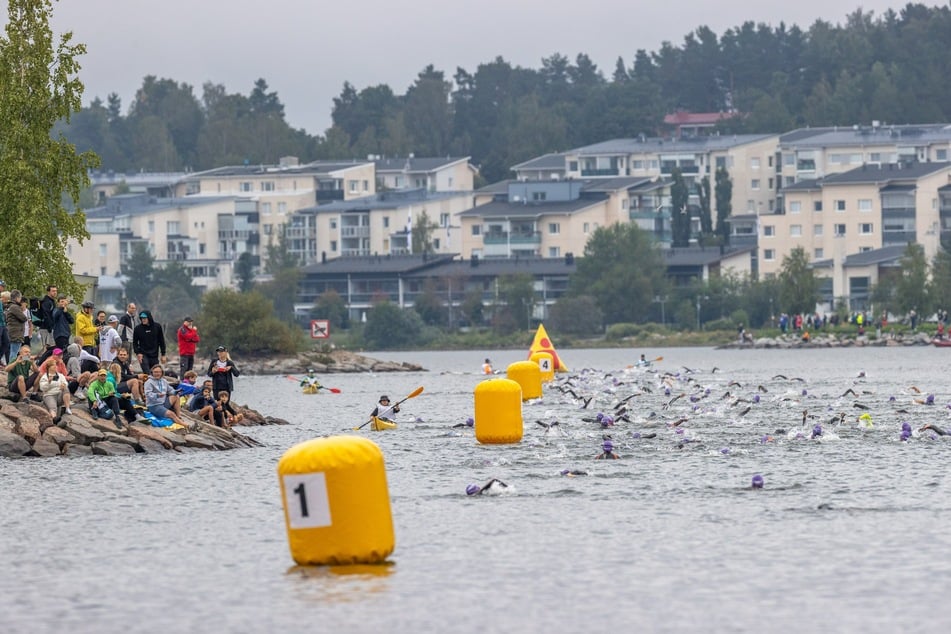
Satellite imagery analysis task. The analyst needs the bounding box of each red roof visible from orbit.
[664,111,737,125]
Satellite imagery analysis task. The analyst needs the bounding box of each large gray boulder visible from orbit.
[0,428,33,457]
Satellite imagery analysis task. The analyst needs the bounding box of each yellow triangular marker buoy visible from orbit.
[528,324,568,372]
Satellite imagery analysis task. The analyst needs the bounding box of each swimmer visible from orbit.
[918,423,949,436]
[596,440,620,459]
[751,474,764,489]
[452,416,475,428]
[560,469,588,477]
[466,478,509,496]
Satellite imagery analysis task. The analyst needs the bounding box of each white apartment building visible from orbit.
[765,161,951,310]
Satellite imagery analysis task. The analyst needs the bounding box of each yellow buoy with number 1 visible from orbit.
[277,435,394,566]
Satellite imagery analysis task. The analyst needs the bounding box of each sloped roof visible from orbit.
[374,156,470,173]
[300,253,456,275]
[664,111,738,125]
[458,195,608,218]
[780,124,951,148]
[842,245,908,266]
[411,256,577,279]
[511,153,567,171]
[661,245,755,266]
[570,134,776,156]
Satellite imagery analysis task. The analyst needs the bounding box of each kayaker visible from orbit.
[482,358,493,374]
[300,369,322,391]
[371,395,400,421]
[635,354,651,367]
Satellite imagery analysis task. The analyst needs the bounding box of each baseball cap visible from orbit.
[139,312,148,318]
[215,345,227,352]
[184,316,193,322]
[108,315,119,322]
[97,369,108,376]
[81,301,94,308]
[52,348,63,355]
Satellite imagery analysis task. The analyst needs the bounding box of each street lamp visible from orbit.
[653,295,668,326]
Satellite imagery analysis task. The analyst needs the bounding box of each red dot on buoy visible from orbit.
[540,338,550,347]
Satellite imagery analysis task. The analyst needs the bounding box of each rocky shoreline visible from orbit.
[238,349,425,375]
[1,349,421,459]
[717,331,939,349]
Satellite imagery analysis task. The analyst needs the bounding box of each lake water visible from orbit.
[3,346,951,633]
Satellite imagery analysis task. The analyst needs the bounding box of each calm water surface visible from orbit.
[3,347,951,633]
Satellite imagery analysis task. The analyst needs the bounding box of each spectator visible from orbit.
[4,289,28,361]
[117,302,137,355]
[38,285,58,349]
[37,360,72,423]
[75,301,99,354]
[176,316,200,376]
[99,315,122,363]
[207,346,240,398]
[51,297,74,351]
[144,364,186,427]
[133,310,167,373]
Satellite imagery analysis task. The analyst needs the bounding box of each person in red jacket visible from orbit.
[177,316,200,377]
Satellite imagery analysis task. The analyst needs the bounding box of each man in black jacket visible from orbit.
[38,285,58,348]
[132,310,166,373]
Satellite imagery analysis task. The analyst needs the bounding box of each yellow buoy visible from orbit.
[529,351,555,383]
[474,378,523,444]
[507,360,542,400]
[277,435,394,566]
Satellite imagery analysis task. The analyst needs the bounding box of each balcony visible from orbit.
[316,190,344,203]
[341,226,370,238]
[580,168,621,177]
[483,231,541,245]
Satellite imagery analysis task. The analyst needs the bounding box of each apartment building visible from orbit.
[374,156,476,192]
[765,161,951,310]
[68,193,258,301]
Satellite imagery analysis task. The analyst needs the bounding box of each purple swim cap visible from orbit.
[889,396,896,402]
[926,394,935,404]
[465,417,474,427]
[802,389,808,396]
[900,430,911,441]
[720,447,730,455]
[466,484,480,496]
[596,412,604,421]
[560,469,570,475]
[631,432,641,439]
[664,387,671,396]
[901,422,912,433]
[602,440,613,452]
[753,394,761,403]
[811,424,822,439]
[751,474,764,489]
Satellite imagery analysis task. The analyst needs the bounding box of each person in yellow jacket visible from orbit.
[76,301,99,354]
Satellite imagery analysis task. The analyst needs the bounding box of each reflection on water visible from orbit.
[3,347,951,632]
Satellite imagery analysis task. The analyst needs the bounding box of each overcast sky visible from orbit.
[37,0,912,134]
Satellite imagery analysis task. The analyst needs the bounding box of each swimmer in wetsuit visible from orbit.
[596,439,620,459]
[466,478,509,495]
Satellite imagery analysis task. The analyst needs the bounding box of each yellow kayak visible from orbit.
[370,416,397,431]
[302,384,321,394]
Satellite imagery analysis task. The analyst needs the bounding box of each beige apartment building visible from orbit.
[374,156,476,192]
[764,161,951,310]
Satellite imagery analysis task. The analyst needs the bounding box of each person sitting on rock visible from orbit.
[188,384,222,427]
[218,390,243,427]
[37,360,72,424]
[144,364,187,428]
[4,346,38,402]
[87,368,137,428]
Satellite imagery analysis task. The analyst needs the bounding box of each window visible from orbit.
[715,157,726,169]
[348,180,358,193]
[768,155,774,167]
[784,176,795,187]
[768,200,775,212]
[763,225,775,237]
[632,160,644,169]
[330,219,337,229]
[261,202,272,215]
[751,158,761,169]
[751,179,761,190]
[532,191,547,201]
[363,180,369,192]
[764,249,776,260]
[814,224,824,236]
[167,221,179,234]
[264,224,273,235]
[814,201,823,212]
[261,181,275,192]
[277,202,287,214]
[148,221,154,234]
[240,182,252,192]
[330,240,337,252]
[622,199,628,209]
[583,222,590,233]
[789,201,802,213]
[448,177,454,188]
[859,223,873,234]
[433,238,440,249]
[199,244,205,255]
[938,149,949,161]
[790,224,802,237]
[814,248,824,259]
[858,199,872,212]
[99,244,107,257]
[747,200,755,212]
[783,153,795,166]
[548,247,561,257]
[834,224,846,236]
[568,161,578,172]
[440,213,450,227]
[835,200,846,211]
[548,223,560,234]
[650,160,659,169]
[869,152,882,162]
[768,177,774,190]
[471,225,481,236]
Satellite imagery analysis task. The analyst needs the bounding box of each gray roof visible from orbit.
[299,189,466,214]
[511,153,567,171]
[375,156,470,173]
[661,245,755,267]
[412,256,577,279]
[580,176,654,192]
[570,134,776,156]
[84,193,236,218]
[475,179,515,195]
[780,124,951,149]
[823,162,951,184]
[183,160,371,180]
[300,253,456,275]
[842,245,908,267]
[458,195,608,218]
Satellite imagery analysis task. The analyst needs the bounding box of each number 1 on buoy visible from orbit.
[283,473,332,529]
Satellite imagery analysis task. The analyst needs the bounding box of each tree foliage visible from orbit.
[894,242,930,316]
[310,288,349,330]
[197,288,299,356]
[548,295,603,336]
[363,300,422,349]
[0,0,99,298]
[778,246,819,315]
[122,242,155,305]
[570,223,668,324]
[670,168,690,247]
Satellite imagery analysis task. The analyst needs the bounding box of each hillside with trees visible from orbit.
[62,4,951,184]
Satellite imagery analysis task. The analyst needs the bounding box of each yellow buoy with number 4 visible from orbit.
[277,435,394,566]
[530,351,554,383]
[507,360,542,400]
